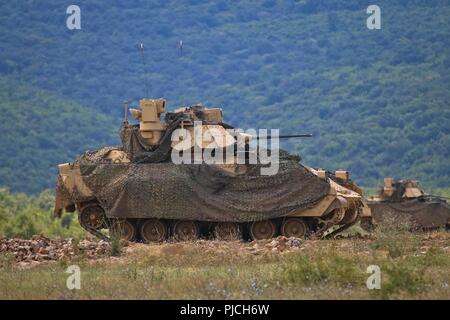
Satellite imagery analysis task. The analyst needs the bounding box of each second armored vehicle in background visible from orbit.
[367,178,450,230]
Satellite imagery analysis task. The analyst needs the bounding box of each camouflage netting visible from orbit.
[369,199,450,229]
[74,151,329,222]
[119,113,186,163]
[55,119,331,222]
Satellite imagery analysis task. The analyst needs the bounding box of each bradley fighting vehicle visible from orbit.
[366,178,450,230]
[54,98,365,242]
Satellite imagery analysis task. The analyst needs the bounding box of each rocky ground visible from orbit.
[0,231,449,299]
[1,232,448,268]
[0,235,306,268]
[0,235,109,268]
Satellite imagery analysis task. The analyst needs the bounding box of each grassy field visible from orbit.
[0,228,449,300]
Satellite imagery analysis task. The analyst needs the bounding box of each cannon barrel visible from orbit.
[253,134,312,139]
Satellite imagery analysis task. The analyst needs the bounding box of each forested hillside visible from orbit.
[0,76,118,193]
[0,0,449,192]
[0,188,84,238]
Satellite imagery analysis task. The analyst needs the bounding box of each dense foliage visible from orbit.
[0,0,449,192]
[0,76,118,193]
[0,188,84,238]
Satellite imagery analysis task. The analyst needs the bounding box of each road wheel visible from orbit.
[249,220,276,240]
[140,219,167,243]
[173,220,200,241]
[110,220,137,241]
[214,222,241,240]
[281,218,307,238]
[319,208,345,226]
[79,204,105,230]
[341,208,359,225]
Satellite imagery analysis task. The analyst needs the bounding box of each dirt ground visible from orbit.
[0,231,449,299]
[1,231,449,267]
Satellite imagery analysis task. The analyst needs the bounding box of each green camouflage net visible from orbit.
[55,121,331,222]
[74,150,329,221]
[369,199,450,229]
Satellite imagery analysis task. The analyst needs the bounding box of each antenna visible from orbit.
[123,100,129,124]
[139,42,149,98]
[179,39,183,57]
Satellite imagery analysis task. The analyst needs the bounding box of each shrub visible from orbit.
[282,253,364,287]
